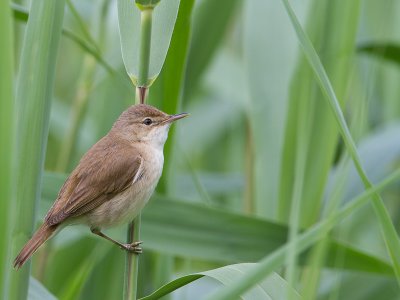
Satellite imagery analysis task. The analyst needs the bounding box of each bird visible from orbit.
[14,104,188,269]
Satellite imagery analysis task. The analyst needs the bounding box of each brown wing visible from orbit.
[45,137,143,225]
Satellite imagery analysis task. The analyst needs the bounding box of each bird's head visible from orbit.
[111,104,188,148]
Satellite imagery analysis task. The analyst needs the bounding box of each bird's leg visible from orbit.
[90,228,142,254]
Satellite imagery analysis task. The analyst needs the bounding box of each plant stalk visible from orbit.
[124,6,153,300]
[124,215,141,300]
[135,8,153,102]
[137,8,152,88]
[244,118,254,214]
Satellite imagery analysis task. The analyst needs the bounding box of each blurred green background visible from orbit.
[2,0,400,299]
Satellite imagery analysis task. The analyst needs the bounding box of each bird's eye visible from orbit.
[143,118,153,126]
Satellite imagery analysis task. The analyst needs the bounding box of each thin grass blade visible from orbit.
[12,3,115,74]
[0,0,15,297]
[278,0,360,226]
[281,0,400,286]
[8,0,66,299]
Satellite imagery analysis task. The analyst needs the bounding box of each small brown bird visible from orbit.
[14,104,188,269]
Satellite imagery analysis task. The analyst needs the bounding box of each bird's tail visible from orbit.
[13,223,57,269]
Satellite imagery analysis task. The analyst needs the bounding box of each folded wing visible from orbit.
[45,137,142,225]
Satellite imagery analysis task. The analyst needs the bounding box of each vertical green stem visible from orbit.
[244,118,254,214]
[124,215,141,300]
[137,8,153,87]
[136,8,153,103]
[124,6,154,300]
[0,0,15,297]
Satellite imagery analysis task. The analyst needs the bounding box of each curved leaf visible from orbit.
[117,0,179,83]
[140,263,300,300]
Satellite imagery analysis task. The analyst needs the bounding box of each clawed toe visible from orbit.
[120,241,143,254]
[131,246,143,254]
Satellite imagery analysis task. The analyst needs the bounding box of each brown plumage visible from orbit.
[14,224,57,269]
[14,104,188,269]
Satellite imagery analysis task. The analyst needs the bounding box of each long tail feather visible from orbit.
[13,223,57,269]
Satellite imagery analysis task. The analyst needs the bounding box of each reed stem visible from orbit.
[124,215,141,300]
[124,5,153,299]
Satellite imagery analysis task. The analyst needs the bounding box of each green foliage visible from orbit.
[141,264,301,300]
[4,0,400,299]
[202,169,400,300]
[117,0,179,85]
[0,0,15,297]
[359,43,400,66]
[281,0,400,287]
[8,1,66,299]
[184,0,240,98]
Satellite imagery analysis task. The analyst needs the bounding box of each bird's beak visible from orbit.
[163,112,189,124]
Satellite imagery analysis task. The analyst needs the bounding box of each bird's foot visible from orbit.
[121,241,143,254]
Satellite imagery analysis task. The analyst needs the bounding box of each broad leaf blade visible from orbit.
[117,0,179,83]
[140,263,300,300]
[9,0,66,299]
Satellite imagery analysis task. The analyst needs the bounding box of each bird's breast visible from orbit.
[87,147,164,228]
